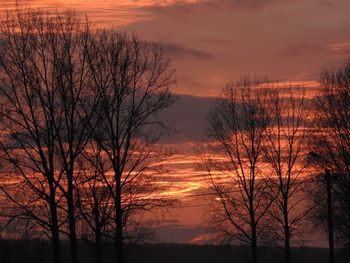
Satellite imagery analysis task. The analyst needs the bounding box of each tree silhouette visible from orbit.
[86,31,176,263]
[310,62,350,259]
[0,8,94,263]
[76,142,114,263]
[0,8,176,263]
[263,87,312,263]
[202,77,276,263]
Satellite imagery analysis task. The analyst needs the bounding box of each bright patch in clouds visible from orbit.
[1,0,206,26]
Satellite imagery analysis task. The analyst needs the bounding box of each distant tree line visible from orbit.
[0,8,175,263]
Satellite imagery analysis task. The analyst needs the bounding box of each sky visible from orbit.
[2,1,350,96]
[2,0,350,245]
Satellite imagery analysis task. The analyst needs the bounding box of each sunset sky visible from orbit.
[2,0,350,245]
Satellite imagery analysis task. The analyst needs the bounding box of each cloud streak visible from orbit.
[159,42,214,60]
[281,42,350,58]
[145,0,280,14]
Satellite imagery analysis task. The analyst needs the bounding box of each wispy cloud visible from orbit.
[281,42,350,57]
[158,42,214,60]
[145,0,281,14]
[281,44,326,56]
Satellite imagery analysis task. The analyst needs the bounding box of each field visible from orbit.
[0,241,349,263]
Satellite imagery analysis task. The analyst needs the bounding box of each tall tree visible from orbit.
[76,142,114,263]
[49,13,98,263]
[202,77,276,263]
[263,87,312,263]
[310,62,350,254]
[86,31,176,263]
[0,8,98,263]
[0,9,64,263]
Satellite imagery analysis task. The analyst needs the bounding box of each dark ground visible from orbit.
[0,240,349,263]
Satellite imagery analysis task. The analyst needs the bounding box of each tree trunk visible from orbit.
[251,224,258,263]
[284,201,291,263]
[115,178,124,263]
[51,230,62,263]
[94,201,102,263]
[284,227,290,263]
[250,194,258,263]
[67,177,79,263]
[95,231,102,263]
[325,170,335,263]
[50,195,62,263]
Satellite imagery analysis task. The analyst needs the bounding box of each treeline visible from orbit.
[201,71,350,263]
[0,8,176,263]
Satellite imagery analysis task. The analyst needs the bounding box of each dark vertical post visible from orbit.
[325,170,335,263]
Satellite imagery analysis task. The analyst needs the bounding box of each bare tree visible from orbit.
[0,8,98,263]
[0,9,65,263]
[85,31,176,263]
[48,14,99,263]
[202,77,276,263]
[310,61,350,255]
[263,87,312,263]
[76,142,114,263]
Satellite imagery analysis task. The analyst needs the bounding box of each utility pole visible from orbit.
[325,169,335,263]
